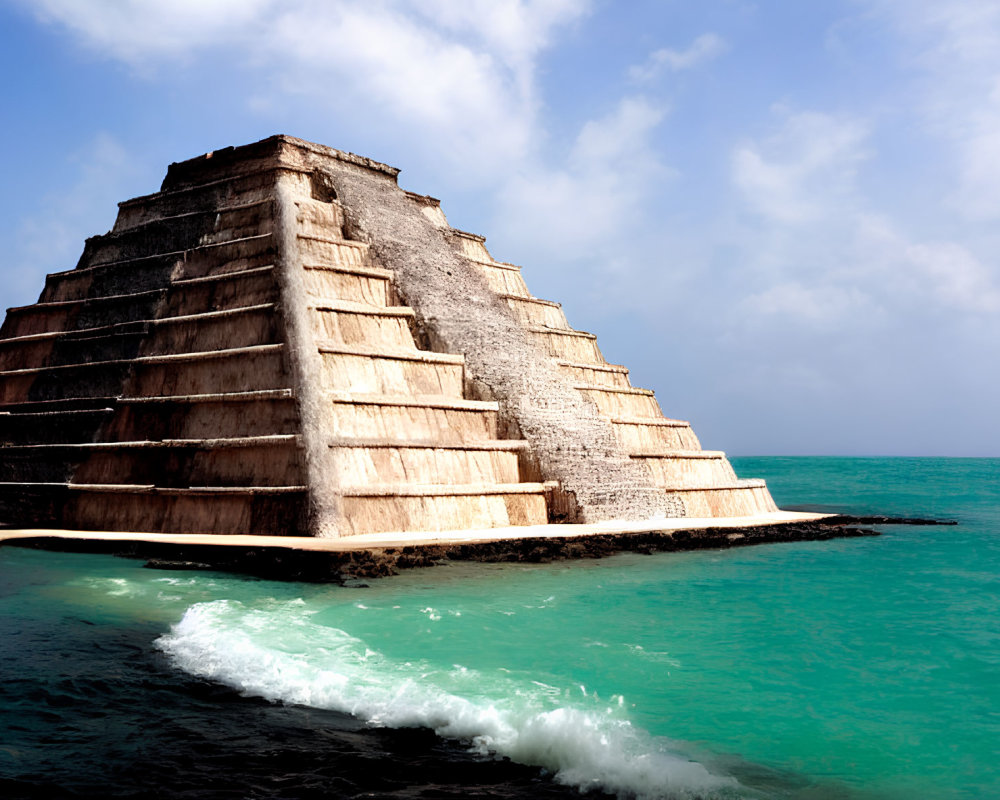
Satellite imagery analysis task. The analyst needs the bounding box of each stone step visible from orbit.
[0,361,131,405]
[303,263,395,306]
[0,304,279,371]
[0,344,289,404]
[0,407,113,445]
[528,325,603,362]
[341,481,547,497]
[0,319,149,348]
[666,481,778,518]
[40,234,276,304]
[303,261,392,280]
[83,233,276,273]
[123,198,273,230]
[0,395,117,413]
[575,383,662,418]
[629,451,738,490]
[556,359,630,389]
[297,235,373,271]
[0,435,303,486]
[527,325,597,339]
[446,228,499,265]
[79,200,272,266]
[319,342,464,397]
[328,392,495,410]
[501,294,569,329]
[143,303,280,355]
[103,390,298,442]
[330,394,500,443]
[472,262,531,297]
[166,265,278,317]
[630,448,725,458]
[338,482,549,535]
[0,342,285,379]
[5,267,278,342]
[0,327,146,372]
[328,437,525,450]
[4,433,298,449]
[311,298,411,315]
[0,481,309,535]
[317,340,463,363]
[130,345,289,399]
[499,293,560,305]
[331,443,524,486]
[174,234,278,281]
[610,416,702,451]
[310,299,416,348]
[20,481,306,495]
[114,169,280,231]
[3,289,167,339]
[38,260,175,306]
[557,359,626,372]
[610,414,691,426]
[576,383,654,397]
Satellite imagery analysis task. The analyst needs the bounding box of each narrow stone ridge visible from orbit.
[0,135,778,537]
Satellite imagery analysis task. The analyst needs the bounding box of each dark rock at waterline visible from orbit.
[824,514,958,526]
[144,558,215,571]
[7,519,880,584]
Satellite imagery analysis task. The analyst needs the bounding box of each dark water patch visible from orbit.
[0,611,610,800]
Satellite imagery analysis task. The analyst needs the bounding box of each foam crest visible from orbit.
[157,600,746,799]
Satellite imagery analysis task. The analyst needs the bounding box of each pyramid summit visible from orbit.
[0,135,779,539]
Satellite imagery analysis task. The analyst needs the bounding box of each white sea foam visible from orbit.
[156,600,746,800]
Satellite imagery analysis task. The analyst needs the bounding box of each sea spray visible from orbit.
[156,598,745,799]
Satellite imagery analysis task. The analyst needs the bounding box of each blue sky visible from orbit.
[2,0,998,456]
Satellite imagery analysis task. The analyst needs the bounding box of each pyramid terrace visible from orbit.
[0,136,826,552]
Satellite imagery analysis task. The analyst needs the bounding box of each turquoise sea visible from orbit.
[1,457,998,799]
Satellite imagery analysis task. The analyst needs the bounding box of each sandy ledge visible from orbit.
[0,511,885,582]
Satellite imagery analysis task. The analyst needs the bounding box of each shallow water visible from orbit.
[1,457,998,799]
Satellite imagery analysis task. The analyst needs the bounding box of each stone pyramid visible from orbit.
[0,136,777,537]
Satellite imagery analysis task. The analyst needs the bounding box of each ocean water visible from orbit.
[1,457,998,799]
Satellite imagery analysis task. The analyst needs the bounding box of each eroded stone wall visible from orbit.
[279,139,683,523]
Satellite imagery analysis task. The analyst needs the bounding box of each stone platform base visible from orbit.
[0,511,879,583]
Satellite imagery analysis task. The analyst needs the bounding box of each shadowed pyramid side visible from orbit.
[0,135,778,537]
[0,165,310,533]
[0,138,551,536]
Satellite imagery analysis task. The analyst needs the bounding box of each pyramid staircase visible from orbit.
[0,136,776,537]
[0,156,548,535]
[442,228,777,518]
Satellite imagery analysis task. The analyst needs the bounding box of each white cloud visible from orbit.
[729,105,1000,335]
[732,109,870,224]
[860,0,1000,220]
[27,0,274,60]
[413,0,590,93]
[854,214,1000,314]
[742,282,870,325]
[493,97,669,260]
[24,0,591,179]
[629,33,727,81]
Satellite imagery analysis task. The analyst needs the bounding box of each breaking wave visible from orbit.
[156,599,746,799]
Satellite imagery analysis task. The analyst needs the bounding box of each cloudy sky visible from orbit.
[2,0,998,456]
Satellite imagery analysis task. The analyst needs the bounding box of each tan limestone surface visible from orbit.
[0,135,785,539]
[0,510,827,551]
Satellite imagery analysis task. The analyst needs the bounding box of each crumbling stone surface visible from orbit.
[282,139,683,523]
[1,134,782,538]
